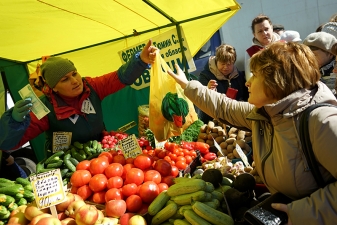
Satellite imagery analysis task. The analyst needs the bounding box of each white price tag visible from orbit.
[119,134,143,158]
[235,144,251,167]
[29,169,66,209]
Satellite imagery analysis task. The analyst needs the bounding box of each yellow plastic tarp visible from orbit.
[0,0,240,76]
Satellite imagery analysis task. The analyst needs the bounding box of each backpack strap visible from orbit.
[299,103,337,188]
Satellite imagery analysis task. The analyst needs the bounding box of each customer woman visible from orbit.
[245,14,280,81]
[0,40,157,156]
[168,41,337,224]
[197,43,248,123]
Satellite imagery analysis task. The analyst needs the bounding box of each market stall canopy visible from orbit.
[0,0,240,162]
[0,0,240,74]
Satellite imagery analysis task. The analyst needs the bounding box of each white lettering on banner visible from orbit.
[118,27,196,91]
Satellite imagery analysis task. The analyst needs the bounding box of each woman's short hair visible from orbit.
[250,42,321,100]
[215,44,236,64]
[251,14,272,33]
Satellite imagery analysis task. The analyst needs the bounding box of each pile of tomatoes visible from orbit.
[69,150,177,215]
[140,142,199,171]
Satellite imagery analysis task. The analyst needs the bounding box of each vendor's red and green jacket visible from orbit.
[0,52,149,152]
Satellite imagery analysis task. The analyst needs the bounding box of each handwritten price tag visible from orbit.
[119,134,142,158]
[29,169,66,209]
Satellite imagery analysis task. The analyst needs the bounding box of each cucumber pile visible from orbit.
[33,140,105,186]
[0,177,35,224]
[148,177,234,225]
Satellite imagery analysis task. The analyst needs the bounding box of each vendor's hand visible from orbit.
[208,80,218,91]
[5,155,15,166]
[272,203,292,225]
[167,64,189,89]
[12,98,32,122]
[140,39,158,64]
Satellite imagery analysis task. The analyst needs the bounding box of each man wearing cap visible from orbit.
[0,40,158,155]
[273,24,285,36]
[303,32,337,95]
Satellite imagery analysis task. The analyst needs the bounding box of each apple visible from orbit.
[8,205,29,225]
[119,212,135,225]
[60,218,77,225]
[65,200,86,218]
[128,215,147,225]
[94,209,105,224]
[74,204,99,225]
[105,199,126,218]
[98,217,119,225]
[56,192,76,212]
[73,193,83,201]
[24,201,50,221]
[35,217,62,225]
[29,213,53,225]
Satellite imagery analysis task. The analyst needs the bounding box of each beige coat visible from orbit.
[185,80,337,224]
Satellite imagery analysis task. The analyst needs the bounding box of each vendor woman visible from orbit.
[0,40,157,155]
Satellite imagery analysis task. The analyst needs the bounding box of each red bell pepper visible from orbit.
[180,141,195,151]
[203,152,217,161]
[194,142,209,154]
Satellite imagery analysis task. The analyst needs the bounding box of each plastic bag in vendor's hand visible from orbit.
[149,53,198,142]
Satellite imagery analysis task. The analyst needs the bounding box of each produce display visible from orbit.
[2,116,268,225]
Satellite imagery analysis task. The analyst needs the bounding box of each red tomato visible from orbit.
[137,203,149,216]
[170,166,179,177]
[89,157,109,175]
[112,155,126,165]
[154,159,172,177]
[107,176,124,189]
[105,188,123,202]
[126,195,143,213]
[144,170,162,184]
[122,164,135,180]
[138,181,159,203]
[134,154,152,170]
[77,184,92,200]
[121,183,138,197]
[89,174,108,192]
[175,160,187,170]
[109,150,119,157]
[70,185,78,194]
[185,155,193,164]
[158,183,169,192]
[163,156,171,162]
[70,170,92,187]
[105,163,124,178]
[92,191,106,204]
[76,160,91,170]
[161,175,175,187]
[176,156,186,163]
[125,168,144,186]
[125,157,134,164]
[99,152,113,164]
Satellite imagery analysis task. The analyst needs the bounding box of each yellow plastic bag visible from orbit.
[149,53,198,142]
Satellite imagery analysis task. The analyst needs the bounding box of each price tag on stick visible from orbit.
[119,134,143,158]
[29,169,66,217]
[235,144,251,167]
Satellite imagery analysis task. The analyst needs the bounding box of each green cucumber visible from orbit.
[46,160,63,169]
[0,178,15,184]
[23,189,34,200]
[7,202,18,212]
[73,141,83,149]
[44,150,64,165]
[0,184,24,197]
[15,177,31,186]
[69,157,79,166]
[0,194,15,207]
[16,197,27,206]
[64,158,76,172]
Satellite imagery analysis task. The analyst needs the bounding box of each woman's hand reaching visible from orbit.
[207,80,218,91]
[140,39,158,64]
[272,203,292,225]
[167,64,189,89]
